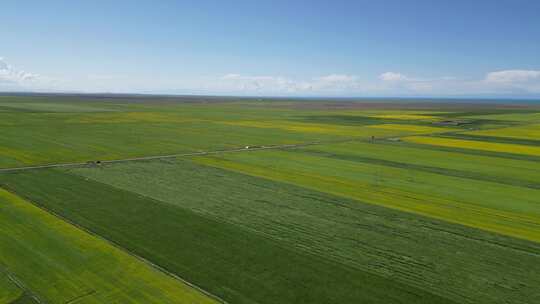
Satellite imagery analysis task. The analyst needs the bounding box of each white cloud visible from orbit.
[378,71,431,93]
[318,74,356,82]
[482,70,540,93]
[2,57,540,96]
[0,59,8,71]
[485,70,540,83]
[210,70,540,96]
[218,74,298,93]
[221,73,243,80]
[216,73,363,95]
[0,57,41,88]
[379,72,409,82]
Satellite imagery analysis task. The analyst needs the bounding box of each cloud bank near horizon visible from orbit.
[1,57,539,97]
[0,58,40,89]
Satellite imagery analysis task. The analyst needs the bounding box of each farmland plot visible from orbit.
[298,141,540,188]
[3,161,534,304]
[2,96,540,304]
[0,169,459,304]
[194,149,540,242]
[0,188,219,304]
[464,123,540,141]
[0,273,23,304]
[403,136,540,157]
[0,97,463,168]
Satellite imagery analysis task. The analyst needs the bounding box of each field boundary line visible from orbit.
[0,138,362,173]
[0,186,229,304]
[0,264,45,304]
[0,130,459,173]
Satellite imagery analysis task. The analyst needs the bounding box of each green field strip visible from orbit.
[0,113,346,168]
[402,135,540,158]
[0,273,23,304]
[0,188,220,304]
[0,102,117,113]
[294,114,397,126]
[65,160,540,304]
[0,169,458,304]
[190,150,540,243]
[292,148,540,189]
[430,109,540,119]
[293,113,443,127]
[383,139,540,162]
[293,141,540,188]
[462,122,540,140]
[461,112,540,122]
[7,294,38,304]
[0,270,40,304]
[0,97,506,169]
[438,133,540,146]
[0,106,36,113]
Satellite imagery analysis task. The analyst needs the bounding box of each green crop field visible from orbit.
[0,188,219,304]
[0,273,23,304]
[1,95,540,303]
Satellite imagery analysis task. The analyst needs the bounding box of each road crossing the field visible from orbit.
[0,137,364,173]
[0,127,470,174]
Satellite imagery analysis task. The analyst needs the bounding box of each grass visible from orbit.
[2,95,540,303]
[465,123,540,141]
[463,112,540,122]
[0,273,22,304]
[0,114,329,167]
[221,120,448,137]
[0,168,460,304]
[403,135,540,157]
[0,188,220,304]
[299,141,540,188]
[364,123,449,133]
[0,102,116,113]
[65,160,540,304]
[191,149,540,243]
[0,97,464,168]
[370,113,438,120]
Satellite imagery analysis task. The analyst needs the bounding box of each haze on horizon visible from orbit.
[2,0,540,98]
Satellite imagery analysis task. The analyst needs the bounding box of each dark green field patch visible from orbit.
[39,160,540,304]
[0,169,454,304]
[8,293,39,304]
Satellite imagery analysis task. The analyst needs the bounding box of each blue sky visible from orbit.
[1,0,540,97]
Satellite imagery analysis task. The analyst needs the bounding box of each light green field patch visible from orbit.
[365,123,448,134]
[464,112,540,122]
[370,114,438,120]
[68,160,540,304]
[0,188,219,304]
[65,112,209,124]
[302,141,540,187]
[0,146,45,166]
[195,150,540,243]
[327,110,452,117]
[404,136,540,156]
[0,102,116,113]
[465,123,540,141]
[221,120,445,138]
